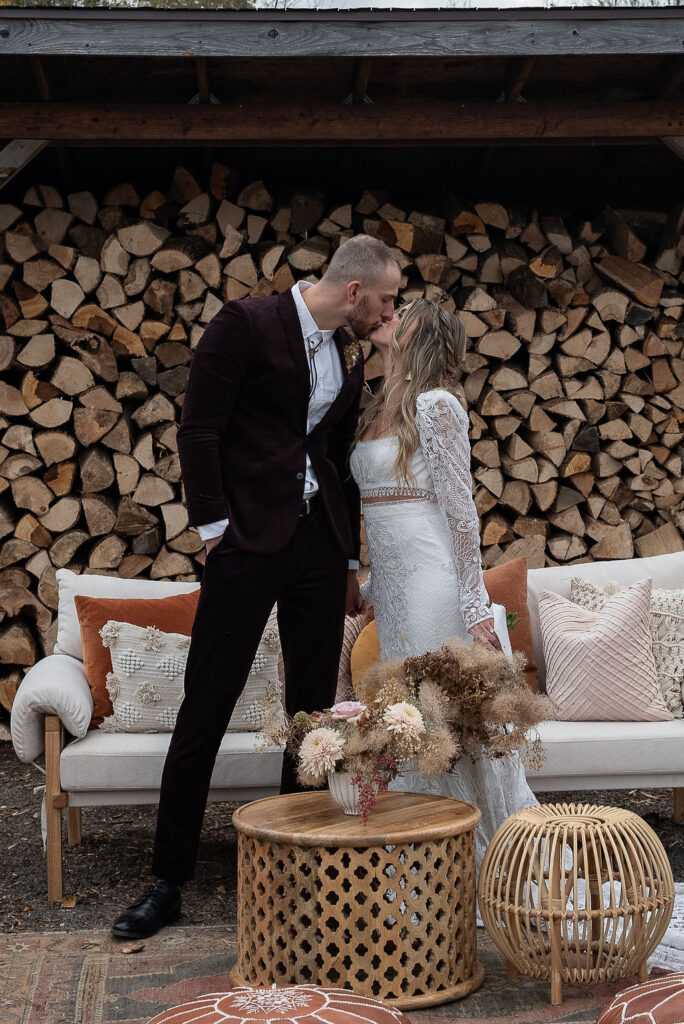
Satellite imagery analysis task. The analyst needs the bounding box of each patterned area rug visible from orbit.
[0,926,651,1024]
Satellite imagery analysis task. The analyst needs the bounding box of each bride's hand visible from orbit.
[469,618,502,651]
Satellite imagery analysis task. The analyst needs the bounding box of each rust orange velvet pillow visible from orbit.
[483,556,538,692]
[350,555,538,695]
[75,591,200,728]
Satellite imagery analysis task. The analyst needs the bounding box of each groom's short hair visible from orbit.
[324,234,399,286]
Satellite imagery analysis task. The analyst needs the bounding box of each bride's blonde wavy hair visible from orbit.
[354,298,467,483]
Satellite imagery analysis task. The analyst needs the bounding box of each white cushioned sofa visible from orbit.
[10,569,284,900]
[11,552,684,901]
[524,550,684,800]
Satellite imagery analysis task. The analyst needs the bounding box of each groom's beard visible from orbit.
[345,296,377,340]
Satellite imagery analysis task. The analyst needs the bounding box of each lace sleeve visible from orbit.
[416,391,491,631]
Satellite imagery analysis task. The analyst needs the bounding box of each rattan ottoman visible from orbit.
[231,790,483,1009]
[478,803,675,1005]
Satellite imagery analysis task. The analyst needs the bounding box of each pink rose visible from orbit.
[330,701,366,723]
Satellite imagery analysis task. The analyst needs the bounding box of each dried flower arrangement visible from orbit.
[356,637,555,771]
[259,684,458,821]
[259,634,554,821]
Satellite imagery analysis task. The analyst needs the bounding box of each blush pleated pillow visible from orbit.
[539,577,673,722]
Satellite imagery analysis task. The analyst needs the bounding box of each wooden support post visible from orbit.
[352,58,373,105]
[44,715,64,902]
[0,138,49,192]
[656,56,684,100]
[674,788,684,824]
[31,55,68,178]
[662,137,684,163]
[195,57,211,105]
[504,55,536,102]
[67,807,82,847]
[194,57,212,170]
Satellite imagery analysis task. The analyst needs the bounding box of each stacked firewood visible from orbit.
[0,163,683,704]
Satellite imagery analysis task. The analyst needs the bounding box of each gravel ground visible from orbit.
[1,737,682,935]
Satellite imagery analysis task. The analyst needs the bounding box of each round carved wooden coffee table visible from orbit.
[232,791,483,1009]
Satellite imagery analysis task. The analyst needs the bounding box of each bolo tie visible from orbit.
[307,331,325,401]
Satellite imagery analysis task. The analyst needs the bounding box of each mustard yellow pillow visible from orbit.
[350,619,381,695]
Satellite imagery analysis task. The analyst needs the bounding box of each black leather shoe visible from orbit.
[111,879,182,940]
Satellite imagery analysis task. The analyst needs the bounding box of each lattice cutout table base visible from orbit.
[232,791,483,1009]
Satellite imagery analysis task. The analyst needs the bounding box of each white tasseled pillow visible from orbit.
[539,577,673,722]
[99,608,282,733]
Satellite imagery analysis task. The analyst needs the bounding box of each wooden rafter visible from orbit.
[0,100,682,144]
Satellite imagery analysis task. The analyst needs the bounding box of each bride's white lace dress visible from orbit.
[349,387,684,967]
[350,388,538,870]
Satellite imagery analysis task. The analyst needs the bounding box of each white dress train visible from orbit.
[349,389,538,872]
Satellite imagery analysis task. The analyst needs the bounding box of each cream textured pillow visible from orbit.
[539,578,673,722]
[571,577,684,719]
[99,610,282,733]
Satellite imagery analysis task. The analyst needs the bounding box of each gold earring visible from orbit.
[405,372,412,381]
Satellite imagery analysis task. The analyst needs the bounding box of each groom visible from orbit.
[112,234,402,939]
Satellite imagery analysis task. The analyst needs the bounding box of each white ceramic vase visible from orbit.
[327,772,378,815]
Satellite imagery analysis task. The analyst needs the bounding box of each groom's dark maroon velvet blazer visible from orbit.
[178,289,364,561]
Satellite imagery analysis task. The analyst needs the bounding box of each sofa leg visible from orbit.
[45,716,64,902]
[67,807,82,846]
[674,788,684,824]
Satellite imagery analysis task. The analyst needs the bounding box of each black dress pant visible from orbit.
[151,502,348,884]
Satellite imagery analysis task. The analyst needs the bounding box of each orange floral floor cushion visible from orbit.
[146,986,413,1024]
[597,973,684,1024]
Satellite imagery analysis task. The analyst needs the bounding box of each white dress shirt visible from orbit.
[198,281,359,570]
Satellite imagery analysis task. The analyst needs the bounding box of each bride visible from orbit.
[350,297,537,868]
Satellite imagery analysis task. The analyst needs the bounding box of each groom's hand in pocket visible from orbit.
[205,535,223,556]
[346,571,365,617]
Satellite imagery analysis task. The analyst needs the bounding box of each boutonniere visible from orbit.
[344,341,362,373]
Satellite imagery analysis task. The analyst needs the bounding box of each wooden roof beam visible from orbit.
[2,10,684,58]
[0,100,681,143]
